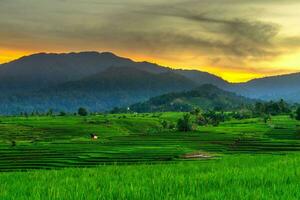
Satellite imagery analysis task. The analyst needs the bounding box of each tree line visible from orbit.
[18,107,90,117]
[175,99,300,132]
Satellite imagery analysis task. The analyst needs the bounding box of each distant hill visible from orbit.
[126,84,254,113]
[0,67,197,114]
[228,72,300,102]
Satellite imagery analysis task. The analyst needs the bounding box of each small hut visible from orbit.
[90,133,98,140]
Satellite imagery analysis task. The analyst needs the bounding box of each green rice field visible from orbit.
[0,113,300,199]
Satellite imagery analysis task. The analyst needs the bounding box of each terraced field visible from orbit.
[0,114,299,171]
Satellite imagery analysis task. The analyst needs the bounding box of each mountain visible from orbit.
[0,67,197,114]
[0,51,169,93]
[126,84,254,113]
[228,72,300,102]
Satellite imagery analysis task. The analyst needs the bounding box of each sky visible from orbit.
[1,0,300,82]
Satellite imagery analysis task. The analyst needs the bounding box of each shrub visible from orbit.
[78,107,88,116]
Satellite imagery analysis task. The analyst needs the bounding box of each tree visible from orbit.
[296,107,300,120]
[177,114,193,132]
[78,107,88,116]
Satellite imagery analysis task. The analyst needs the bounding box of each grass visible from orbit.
[0,154,300,200]
[0,113,300,199]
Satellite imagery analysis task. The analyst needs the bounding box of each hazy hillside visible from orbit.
[0,67,197,114]
[127,84,254,113]
[228,72,300,102]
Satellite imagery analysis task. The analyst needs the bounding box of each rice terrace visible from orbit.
[2,0,300,199]
[1,110,300,199]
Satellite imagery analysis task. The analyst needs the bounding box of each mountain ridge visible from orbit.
[0,51,299,114]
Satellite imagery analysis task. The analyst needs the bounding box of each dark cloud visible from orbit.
[133,5,280,58]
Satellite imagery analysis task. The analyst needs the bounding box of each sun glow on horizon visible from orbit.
[0,49,34,64]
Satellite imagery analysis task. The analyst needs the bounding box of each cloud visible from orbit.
[133,5,281,58]
[0,0,284,59]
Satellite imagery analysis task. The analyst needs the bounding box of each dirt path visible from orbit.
[182,152,213,159]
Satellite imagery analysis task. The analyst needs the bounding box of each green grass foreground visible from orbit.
[1,154,299,200]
